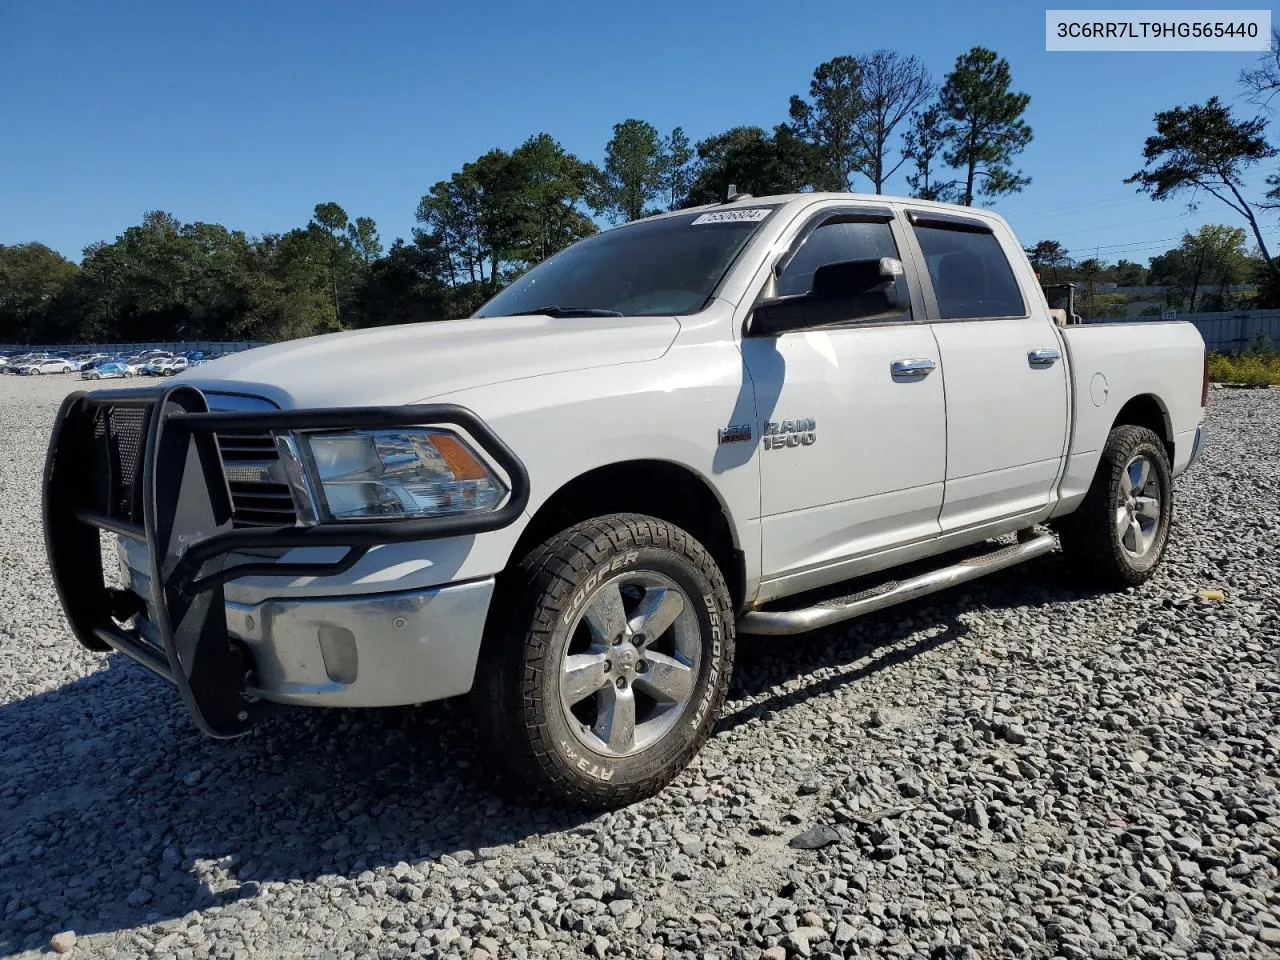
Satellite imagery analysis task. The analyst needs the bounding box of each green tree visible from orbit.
[684,125,822,205]
[417,175,487,287]
[1148,225,1250,312]
[1110,259,1147,286]
[354,234,451,327]
[346,217,383,264]
[853,50,933,193]
[789,56,865,191]
[510,133,597,262]
[416,152,520,290]
[1024,240,1072,281]
[0,243,79,343]
[1126,97,1278,279]
[661,127,694,210]
[593,119,667,222]
[310,202,356,327]
[938,47,1032,206]
[902,105,954,201]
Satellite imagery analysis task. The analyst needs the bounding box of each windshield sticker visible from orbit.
[691,209,771,225]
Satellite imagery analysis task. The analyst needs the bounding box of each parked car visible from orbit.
[81,360,133,380]
[138,353,180,376]
[3,353,39,373]
[44,193,1207,808]
[156,356,189,376]
[16,357,73,375]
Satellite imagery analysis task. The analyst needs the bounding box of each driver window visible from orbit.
[776,218,902,297]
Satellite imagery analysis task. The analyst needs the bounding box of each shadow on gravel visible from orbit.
[0,552,1098,951]
[723,552,1105,727]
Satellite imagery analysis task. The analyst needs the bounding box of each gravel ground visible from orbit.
[1,374,1278,960]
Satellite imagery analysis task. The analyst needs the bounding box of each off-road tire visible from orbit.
[473,513,735,809]
[1058,425,1173,588]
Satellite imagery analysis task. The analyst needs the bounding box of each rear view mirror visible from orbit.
[752,257,905,336]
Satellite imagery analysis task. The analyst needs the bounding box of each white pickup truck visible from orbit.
[44,192,1206,807]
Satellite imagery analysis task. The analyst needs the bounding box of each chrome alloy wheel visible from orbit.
[1116,454,1161,558]
[558,571,701,758]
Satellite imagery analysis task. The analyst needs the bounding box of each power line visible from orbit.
[1025,227,1280,261]
[1015,198,1172,229]
[999,190,1136,217]
[1045,213,1195,239]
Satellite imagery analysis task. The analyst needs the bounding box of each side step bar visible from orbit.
[738,532,1057,636]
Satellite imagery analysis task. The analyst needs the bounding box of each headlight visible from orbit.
[302,429,508,521]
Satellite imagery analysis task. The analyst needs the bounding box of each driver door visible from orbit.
[741,205,947,594]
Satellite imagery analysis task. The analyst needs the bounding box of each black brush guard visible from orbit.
[43,384,529,738]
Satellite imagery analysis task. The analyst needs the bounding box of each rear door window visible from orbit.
[913,223,1026,320]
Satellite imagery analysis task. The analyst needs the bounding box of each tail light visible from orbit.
[1201,350,1209,407]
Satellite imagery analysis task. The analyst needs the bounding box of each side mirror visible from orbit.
[752,257,905,336]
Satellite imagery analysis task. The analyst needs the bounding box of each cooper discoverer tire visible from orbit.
[473,513,735,809]
[1058,424,1173,588]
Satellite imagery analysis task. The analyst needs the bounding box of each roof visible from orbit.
[642,191,1012,227]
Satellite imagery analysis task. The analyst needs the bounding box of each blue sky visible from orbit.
[2,0,1276,265]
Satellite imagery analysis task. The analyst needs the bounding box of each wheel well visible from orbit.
[1112,394,1173,458]
[511,460,746,611]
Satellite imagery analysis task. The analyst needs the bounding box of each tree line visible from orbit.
[1,45,1037,345]
[1026,224,1271,319]
[4,35,1280,346]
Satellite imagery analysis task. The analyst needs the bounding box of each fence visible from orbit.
[0,341,265,356]
[1182,312,1280,354]
[1085,311,1280,353]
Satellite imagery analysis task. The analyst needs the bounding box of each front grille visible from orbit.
[88,405,152,526]
[215,434,299,528]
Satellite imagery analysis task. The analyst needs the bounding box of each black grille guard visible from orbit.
[42,384,530,738]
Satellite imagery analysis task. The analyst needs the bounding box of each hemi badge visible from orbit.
[717,424,753,445]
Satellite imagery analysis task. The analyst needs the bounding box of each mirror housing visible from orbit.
[752,257,905,336]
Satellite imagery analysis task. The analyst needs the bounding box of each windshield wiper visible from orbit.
[519,305,625,318]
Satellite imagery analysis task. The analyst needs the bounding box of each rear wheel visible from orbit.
[474,514,734,808]
[1058,425,1173,588]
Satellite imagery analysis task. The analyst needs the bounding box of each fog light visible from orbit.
[317,625,358,684]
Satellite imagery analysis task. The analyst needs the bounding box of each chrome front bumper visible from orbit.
[224,578,494,707]
[118,540,494,708]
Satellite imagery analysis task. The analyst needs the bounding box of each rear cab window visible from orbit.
[910,214,1026,320]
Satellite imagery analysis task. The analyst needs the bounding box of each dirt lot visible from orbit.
[1,373,1278,959]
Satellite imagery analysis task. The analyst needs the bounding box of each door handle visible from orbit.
[891,358,936,378]
[1028,348,1061,367]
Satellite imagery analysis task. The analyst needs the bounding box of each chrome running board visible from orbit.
[738,533,1057,636]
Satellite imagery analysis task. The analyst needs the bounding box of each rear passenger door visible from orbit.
[904,211,1069,531]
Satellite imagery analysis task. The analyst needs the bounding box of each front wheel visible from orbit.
[1058,425,1173,588]
[474,514,735,808]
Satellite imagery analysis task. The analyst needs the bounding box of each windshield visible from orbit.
[475,207,779,318]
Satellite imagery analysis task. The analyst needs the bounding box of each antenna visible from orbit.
[725,184,753,203]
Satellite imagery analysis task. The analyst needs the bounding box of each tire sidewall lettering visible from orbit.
[542,541,730,786]
[561,550,639,627]
[691,593,723,729]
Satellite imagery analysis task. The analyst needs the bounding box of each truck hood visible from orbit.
[181,314,679,408]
